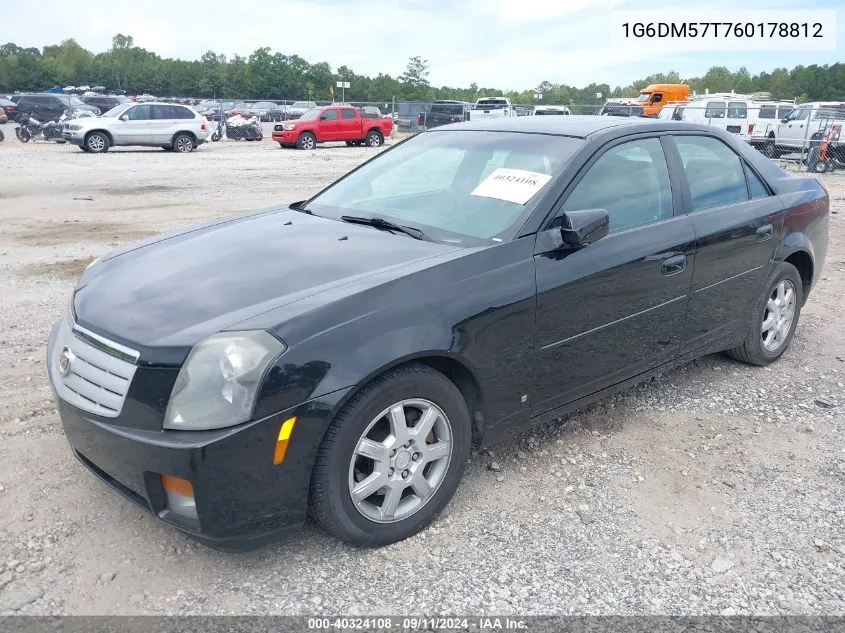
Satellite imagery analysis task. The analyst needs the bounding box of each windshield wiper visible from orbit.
[340,215,425,240]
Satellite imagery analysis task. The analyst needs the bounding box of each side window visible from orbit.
[340,108,355,120]
[321,109,338,121]
[675,136,749,211]
[124,105,151,120]
[758,105,776,119]
[151,105,173,119]
[562,138,674,233]
[673,106,685,121]
[705,101,726,118]
[795,106,811,121]
[728,101,747,118]
[651,93,663,104]
[744,164,770,199]
[173,106,195,119]
[778,105,793,119]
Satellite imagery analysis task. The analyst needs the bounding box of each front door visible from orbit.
[118,104,153,144]
[668,134,785,349]
[531,136,695,416]
[779,104,812,149]
[318,108,341,141]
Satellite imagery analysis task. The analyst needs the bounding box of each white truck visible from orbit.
[471,97,516,120]
[763,101,845,157]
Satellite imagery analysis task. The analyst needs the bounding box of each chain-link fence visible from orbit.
[3,91,844,173]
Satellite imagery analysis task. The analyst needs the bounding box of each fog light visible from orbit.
[273,417,297,465]
[161,474,198,520]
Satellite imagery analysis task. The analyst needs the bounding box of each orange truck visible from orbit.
[635,83,690,116]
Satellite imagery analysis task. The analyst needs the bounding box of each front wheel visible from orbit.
[309,364,471,546]
[84,131,109,153]
[296,132,316,150]
[726,262,803,366]
[16,127,30,143]
[763,138,777,159]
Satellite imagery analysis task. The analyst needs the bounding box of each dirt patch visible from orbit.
[21,257,96,279]
[12,221,158,246]
[98,185,191,196]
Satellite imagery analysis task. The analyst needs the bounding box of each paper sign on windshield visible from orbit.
[470,168,552,205]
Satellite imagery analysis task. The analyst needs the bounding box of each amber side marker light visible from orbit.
[273,417,297,465]
[161,474,198,520]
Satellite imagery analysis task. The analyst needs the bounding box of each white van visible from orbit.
[657,102,686,120]
[748,100,796,149]
[681,94,756,141]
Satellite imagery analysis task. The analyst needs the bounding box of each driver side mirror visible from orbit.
[319,114,329,120]
[560,209,610,248]
[119,114,129,121]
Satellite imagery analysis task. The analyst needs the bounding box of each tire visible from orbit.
[16,127,30,143]
[726,262,803,366]
[173,133,195,153]
[309,363,471,547]
[345,141,355,147]
[84,131,109,153]
[211,131,221,142]
[278,142,285,148]
[0,129,4,143]
[296,132,316,150]
[366,130,383,147]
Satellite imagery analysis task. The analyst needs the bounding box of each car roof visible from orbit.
[444,115,717,138]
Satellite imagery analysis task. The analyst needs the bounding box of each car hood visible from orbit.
[73,209,459,362]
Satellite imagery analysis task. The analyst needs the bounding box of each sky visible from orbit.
[1,0,841,90]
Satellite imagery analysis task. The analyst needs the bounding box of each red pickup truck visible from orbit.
[272,105,393,150]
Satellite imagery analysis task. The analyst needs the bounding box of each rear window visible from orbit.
[705,101,727,118]
[728,102,747,118]
[758,105,777,119]
[431,104,464,115]
[474,99,508,110]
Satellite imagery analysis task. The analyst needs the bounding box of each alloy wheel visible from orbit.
[761,280,796,352]
[348,398,453,523]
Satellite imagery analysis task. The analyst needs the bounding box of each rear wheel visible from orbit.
[296,132,316,150]
[726,262,803,366]
[173,133,195,153]
[309,364,471,546]
[763,137,777,159]
[366,130,383,147]
[84,131,109,153]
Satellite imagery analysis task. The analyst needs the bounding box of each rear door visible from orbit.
[704,100,727,131]
[150,105,178,144]
[667,133,785,350]
[725,100,749,140]
[532,136,696,415]
[338,107,359,139]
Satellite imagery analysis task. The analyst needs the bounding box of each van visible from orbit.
[681,93,797,147]
[635,83,690,117]
[657,102,686,121]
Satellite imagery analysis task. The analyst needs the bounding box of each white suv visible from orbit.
[63,102,210,153]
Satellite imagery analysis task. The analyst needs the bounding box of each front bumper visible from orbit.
[62,129,85,145]
[48,321,351,551]
[272,129,297,143]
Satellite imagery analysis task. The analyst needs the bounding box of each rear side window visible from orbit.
[151,105,173,119]
[675,136,749,211]
[705,102,727,118]
[728,102,747,118]
[340,108,355,120]
[562,138,674,233]
[172,106,195,119]
[758,105,776,119]
[745,165,770,199]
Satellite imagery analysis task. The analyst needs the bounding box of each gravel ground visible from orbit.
[0,126,843,616]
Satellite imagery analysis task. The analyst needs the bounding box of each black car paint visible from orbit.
[51,117,829,549]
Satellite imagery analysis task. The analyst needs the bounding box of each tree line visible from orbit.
[1,35,843,105]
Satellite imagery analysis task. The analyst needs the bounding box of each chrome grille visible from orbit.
[51,318,138,418]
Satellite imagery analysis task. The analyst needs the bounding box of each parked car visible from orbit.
[202,101,236,122]
[83,94,132,112]
[763,102,845,157]
[599,100,645,117]
[0,97,17,121]
[634,83,690,117]
[272,105,393,149]
[284,101,318,120]
[14,93,100,121]
[418,100,472,128]
[48,116,828,550]
[62,102,210,153]
[248,101,285,122]
[471,97,516,120]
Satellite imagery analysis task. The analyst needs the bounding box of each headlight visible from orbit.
[283,123,296,131]
[163,331,286,431]
[68,124,83,131]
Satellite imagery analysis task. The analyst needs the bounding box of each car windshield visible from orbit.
[102,103,131,118]
[431,104,464,114]
[305,130,584,246]
[291,101,311,109]
[636,93,651,103]
[299,108,321,120]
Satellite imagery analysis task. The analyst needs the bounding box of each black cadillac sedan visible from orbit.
[47,116,829,550]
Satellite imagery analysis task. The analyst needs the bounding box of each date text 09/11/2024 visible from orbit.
[306,617,528,630]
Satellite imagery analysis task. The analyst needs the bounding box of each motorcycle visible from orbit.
[15,110,73,143]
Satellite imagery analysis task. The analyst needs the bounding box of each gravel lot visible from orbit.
[0,125,843,616]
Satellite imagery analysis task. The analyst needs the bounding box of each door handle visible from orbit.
[756,224,774,242]
[661,254,687,275]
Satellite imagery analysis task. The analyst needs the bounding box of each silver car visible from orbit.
[63,102,211,153]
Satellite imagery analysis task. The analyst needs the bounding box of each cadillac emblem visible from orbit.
[59,347,74,376]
